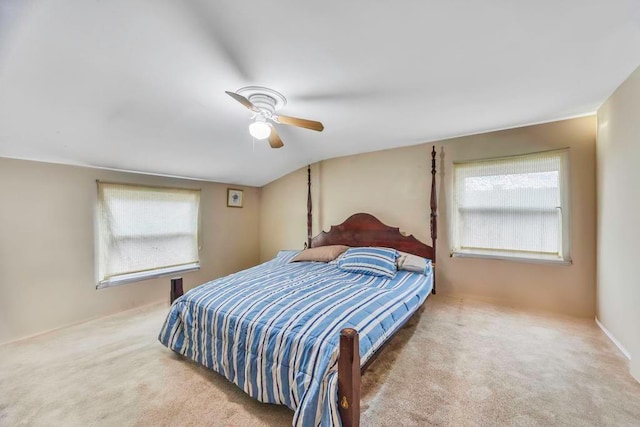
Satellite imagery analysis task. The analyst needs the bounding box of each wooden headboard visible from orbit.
[309,213,434,260]
[305,146,438,293]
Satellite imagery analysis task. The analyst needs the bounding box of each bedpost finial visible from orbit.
[431,146,436,174]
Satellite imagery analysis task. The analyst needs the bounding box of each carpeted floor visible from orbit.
[1,295,640,426]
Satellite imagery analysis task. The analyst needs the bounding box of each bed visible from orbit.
[159,147,438,426]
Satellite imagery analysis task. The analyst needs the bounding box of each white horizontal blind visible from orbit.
[97,182,200,287]
[452,150,570,262]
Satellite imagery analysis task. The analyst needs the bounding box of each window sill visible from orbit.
[451,251,572,266]
[97,263,200,289]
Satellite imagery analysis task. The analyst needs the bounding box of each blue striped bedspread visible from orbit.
[159,250,433,426]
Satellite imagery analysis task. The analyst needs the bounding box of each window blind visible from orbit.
[97,182,200,287]
[452,149,571,262]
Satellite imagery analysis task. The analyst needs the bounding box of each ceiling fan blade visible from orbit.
[268,125,284,149]
[225,91,260,112]
[273,115,324,132]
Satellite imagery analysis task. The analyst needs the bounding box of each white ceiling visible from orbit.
[0,0,639,186]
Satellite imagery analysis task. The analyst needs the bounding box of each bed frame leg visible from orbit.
[170,277,183,303]
[432,266,436,295]
[338,328,360,427]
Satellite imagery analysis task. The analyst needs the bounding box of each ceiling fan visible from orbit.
[225,86,324,148]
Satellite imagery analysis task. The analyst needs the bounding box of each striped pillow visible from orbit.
[337,247,399,278]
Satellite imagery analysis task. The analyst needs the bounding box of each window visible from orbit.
[97,182,200,288]
[452,149,571,263]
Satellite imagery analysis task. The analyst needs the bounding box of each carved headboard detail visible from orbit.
[309,213,434,260]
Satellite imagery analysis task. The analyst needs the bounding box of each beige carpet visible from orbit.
[1,296,640,426]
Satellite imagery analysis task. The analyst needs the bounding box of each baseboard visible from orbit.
[437,291,591,319]
[0,299,167,347]
[595,317,631,360]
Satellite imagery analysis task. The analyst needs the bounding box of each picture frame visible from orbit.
[227,188,244,208]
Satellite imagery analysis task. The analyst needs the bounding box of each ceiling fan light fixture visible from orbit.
[249,119,271,140]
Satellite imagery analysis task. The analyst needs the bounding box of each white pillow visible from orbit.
[396,251,431,275]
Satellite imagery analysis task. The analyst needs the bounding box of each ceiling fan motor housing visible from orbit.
[237,86,287,117]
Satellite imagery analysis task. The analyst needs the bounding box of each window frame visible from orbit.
[95,181,201,289]
[450,149,572,265]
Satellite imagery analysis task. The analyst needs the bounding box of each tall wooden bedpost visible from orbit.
[338,328,360,427]
[307,164,312,248]
[430,146,437,294]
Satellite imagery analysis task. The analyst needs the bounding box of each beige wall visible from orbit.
[597,65,640,381]
[261,116,597,318]
[0,158,260,345]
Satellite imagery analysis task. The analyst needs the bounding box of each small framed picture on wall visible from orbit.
[227,188,244,208]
